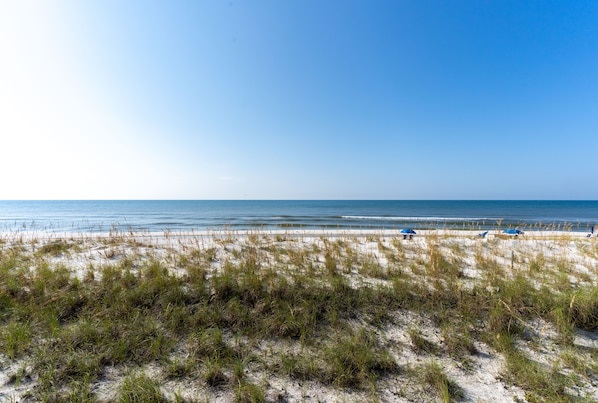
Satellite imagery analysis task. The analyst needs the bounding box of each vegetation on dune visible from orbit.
[0,231,597,401]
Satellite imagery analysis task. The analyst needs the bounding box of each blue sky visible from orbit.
[1,1,597,199]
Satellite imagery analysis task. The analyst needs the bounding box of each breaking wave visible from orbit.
[341,216,496,222]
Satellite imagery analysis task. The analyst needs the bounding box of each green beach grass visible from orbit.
[0,230,597,401]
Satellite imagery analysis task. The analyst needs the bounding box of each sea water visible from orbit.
[0,200,596,233]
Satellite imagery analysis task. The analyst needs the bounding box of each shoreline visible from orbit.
[1,228,596,240]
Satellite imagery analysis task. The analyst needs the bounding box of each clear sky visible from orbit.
[1,1,597,200]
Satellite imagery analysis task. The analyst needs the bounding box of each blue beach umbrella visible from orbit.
[503,229,524,236]
[400,228,416,239]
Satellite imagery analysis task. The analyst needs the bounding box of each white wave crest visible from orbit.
[341,216,494,222]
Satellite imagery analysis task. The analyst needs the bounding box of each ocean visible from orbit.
[0,200,596,233]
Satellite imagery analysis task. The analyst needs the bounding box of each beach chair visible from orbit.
[400,228,416,240]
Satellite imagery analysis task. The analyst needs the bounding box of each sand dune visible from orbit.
[1,230,597,402]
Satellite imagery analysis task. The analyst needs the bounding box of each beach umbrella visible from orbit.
[400,228,416,239]
[503,229,523,236]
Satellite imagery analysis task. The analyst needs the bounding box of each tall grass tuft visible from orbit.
[567,286,598,330]
[117,372,168,402]
[420,360,463,403]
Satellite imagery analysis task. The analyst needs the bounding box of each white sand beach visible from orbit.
[0,229,597,402]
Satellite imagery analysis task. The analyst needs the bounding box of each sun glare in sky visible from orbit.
[1,1,597,199]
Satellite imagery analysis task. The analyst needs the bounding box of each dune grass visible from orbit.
[0,230,597,401]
